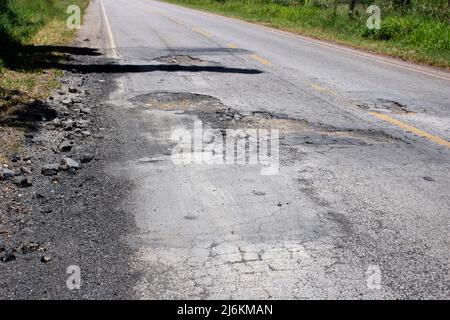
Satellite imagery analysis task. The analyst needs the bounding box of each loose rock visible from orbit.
[0,169,15,180]
[41,255,51,263]
[20,167,32,174]
[41,164,60,176]
[75,119,90,128]
[252,190,266,196]
[79,153,94,163]
[59,141,73,152]
[1,250,16,263]
[61,157,80,170]
[62,98,73,105]
[13,176,32,188]
[80,107,91,114]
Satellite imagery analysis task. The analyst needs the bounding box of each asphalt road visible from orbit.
[85,0,449,299]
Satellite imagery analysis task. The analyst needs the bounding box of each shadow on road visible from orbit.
[39,62,263,74]
[1,40,261,131]
[0,35,262,75]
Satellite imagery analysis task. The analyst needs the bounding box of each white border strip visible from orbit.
[100,0,119,58]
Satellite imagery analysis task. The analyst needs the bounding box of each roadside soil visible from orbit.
[0,51,138,299]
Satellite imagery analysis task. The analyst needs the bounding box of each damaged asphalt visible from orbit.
[1,0,449,299]
[0,52,139,298]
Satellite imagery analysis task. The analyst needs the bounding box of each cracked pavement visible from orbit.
[24,0,447,299]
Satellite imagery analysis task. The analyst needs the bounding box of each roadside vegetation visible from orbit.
[164,0,450,68]
[0,0,89,163]
[0,0,90,106]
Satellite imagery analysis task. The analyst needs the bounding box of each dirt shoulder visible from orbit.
[0,1,138,299]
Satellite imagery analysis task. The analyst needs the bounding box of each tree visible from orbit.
[349,0,357,17]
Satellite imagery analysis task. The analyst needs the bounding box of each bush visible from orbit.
[361,16,415,40]
[408,19,450,50]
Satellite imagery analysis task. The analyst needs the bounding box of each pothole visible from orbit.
[153,55,216,66]
[137,92,399,146]
[357,99,413,114]
[140,92,222,112]
[281,129,396,146]
[224,110,310,133]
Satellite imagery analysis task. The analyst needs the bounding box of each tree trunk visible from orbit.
[349,0,357,18]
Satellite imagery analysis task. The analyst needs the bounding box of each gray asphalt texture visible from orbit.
[1,0,449,299]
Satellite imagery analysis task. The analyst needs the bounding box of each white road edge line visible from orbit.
[99,0,126,95]
[100,0,119,59]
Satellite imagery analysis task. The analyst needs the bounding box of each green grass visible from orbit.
[0,0,90,67]
[162,0,450,68]
[0,0,89,110]
[0,0,90,41]
[0,0,89,163]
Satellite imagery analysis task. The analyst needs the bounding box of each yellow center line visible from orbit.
[249,54,272,66]
[369,112,450,148]
[162,1,450,82]
[168,17,185,25]
[310,84,330,93]
[191,27,212,38]
[306,82,449,148]
[150,9,213,39]
[151,9,274,68]
[154,8,447,149]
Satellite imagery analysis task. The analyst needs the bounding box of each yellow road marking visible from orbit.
[151,9,213,39]
[369,112,450,148]
[162,2,450,81]
[152,9,274,67]
[249,54,272,66]
[191,27,212,38]
[310,84,330,92]
[168,17,185,25]
[153,7,448,149]
[306,83,449,148]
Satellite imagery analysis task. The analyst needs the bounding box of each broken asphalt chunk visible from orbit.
[79,153,94,163]
[61,157,80,170]
[58,141,73,152]
[13,176,32,188]
[41,164,60,176]
[0,169,16,180]
[1,250,16,263]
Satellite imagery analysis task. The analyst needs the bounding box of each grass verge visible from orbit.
[0,0,89,110]
[0,0,89,164]
[162,0,450,69]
